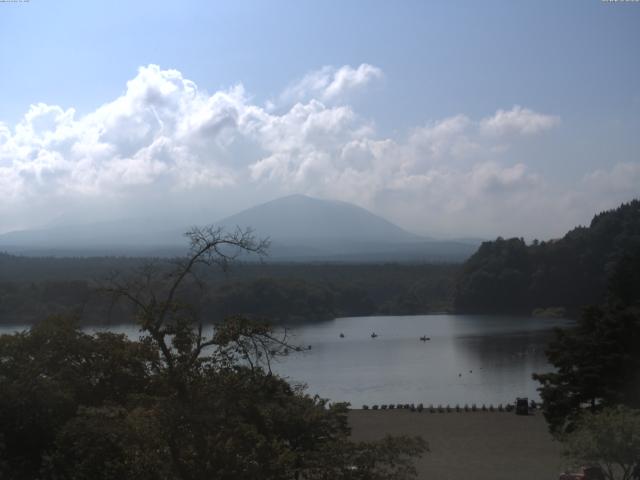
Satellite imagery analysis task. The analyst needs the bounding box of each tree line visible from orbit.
[454,200,640,316]
[0,257,457,325]
[524,201,640,479]
[0,227,427,479]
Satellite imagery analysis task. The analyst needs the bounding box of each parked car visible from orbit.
[515,397,529,415]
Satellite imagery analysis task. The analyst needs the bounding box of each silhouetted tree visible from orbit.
[562,406,640,480]
[533,247,640,435]
[455,199,640,314]
[0,226,427,479]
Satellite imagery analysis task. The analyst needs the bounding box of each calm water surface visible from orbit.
[0,314,571,408]
[272,314,572,407]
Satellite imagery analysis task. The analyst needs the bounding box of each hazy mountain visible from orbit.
[217,194,420,242]
[0,194,479,261]
[216,195,476,261]
[0,218,186,256]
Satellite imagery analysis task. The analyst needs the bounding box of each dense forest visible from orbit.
[0,228,427,479]
[0,257,457,325]
[454,200,640,316]
[531,216,640,434]
[3,199,639,325]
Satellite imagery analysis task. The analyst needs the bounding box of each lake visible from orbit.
[272,314,571,408]
[0,314,571,408]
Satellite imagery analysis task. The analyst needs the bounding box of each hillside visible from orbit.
[0,256,458,325]
[218,194,419,242]
[217,194,476,261]
[0,195,478,262]
[0,218,185,256]
[454,199,640,315]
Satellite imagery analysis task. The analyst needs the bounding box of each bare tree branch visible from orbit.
[98,226,276,383]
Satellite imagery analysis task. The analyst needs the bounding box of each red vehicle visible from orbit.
[559,466,605,480]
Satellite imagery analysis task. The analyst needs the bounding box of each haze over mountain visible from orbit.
[0,195,478,261]
[217,194,421,242]
[215,195,477,261]
[0,217,186,257]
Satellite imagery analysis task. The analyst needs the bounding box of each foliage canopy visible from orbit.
[562,406,640,480]
[455,200,640,314]
[0,227,427,479]
[533,210,640,435]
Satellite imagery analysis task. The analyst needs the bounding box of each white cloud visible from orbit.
[480,105,560,136]
[1,63,636,239]
[279,63,382,104]
[582,162,640,195]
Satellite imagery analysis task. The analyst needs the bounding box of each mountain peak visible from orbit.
[217,195,419,242]
[0,194,479,261]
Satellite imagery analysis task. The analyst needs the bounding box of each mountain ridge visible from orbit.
[216,194,423,243]
[0,194,478,261]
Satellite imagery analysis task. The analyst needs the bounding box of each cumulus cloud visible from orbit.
[0,64,635,238]
[279,63,382,104]
[582,162,640,195]
[2,65,243,199]
[480,105,560,136]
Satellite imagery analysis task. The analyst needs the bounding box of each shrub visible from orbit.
[562,406,640,479]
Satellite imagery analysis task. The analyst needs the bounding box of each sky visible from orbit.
[0,0,639,239]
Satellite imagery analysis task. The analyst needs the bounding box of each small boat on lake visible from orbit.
[371,332,378,338]
[420,336,430,342]
[339,333,345,338]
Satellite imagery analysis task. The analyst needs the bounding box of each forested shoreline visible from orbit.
[455,200,640,316]
[0,258,458,325]
[3,200,639,326]
[1,203,639,478]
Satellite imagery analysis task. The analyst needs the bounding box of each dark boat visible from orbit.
[339,333,345,338]
[371,332,378,338]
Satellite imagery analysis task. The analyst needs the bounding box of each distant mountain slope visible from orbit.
[217,194,421,242]
[216,194,476,261]
[0,218,185,256]
[454,199,640,314]
[0,194,478,261]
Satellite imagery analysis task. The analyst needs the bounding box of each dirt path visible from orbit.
[349,410,566,480]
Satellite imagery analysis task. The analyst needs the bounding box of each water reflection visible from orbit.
[0,315,571,408]
[273,315,570,407]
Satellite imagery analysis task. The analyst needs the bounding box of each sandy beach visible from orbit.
[349,409,566,480]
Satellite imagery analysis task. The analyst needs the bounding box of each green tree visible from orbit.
[455,199,640,315]
[0,226,427,479]
[562,406,640,480]
[533,305,640,435]
[101,226,427,479]
[533,245,640,435]
[0,316,158,479]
